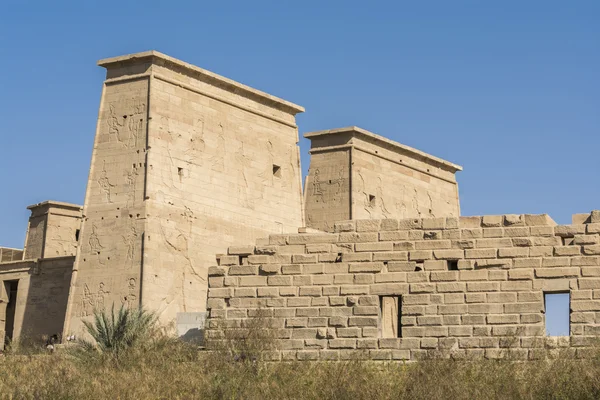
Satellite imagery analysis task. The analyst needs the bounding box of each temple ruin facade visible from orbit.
[1,51,599,360]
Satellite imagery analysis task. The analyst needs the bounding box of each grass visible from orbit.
[1,308,600,399]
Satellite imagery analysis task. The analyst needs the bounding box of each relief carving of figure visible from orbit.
[106,99,146,148]
[122,278,137,309]
[234,142,254,209]
[89,225,102,254]
[312,169,325,203]
[209,122,226,172]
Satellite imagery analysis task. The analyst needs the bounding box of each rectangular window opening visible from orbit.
[272,164,281,178]
[75,229,80,241]
[544,292,570,337]
[379,295,401,338]
[448,260,459,270]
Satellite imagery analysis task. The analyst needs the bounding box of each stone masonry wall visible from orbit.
[206,211,600,361]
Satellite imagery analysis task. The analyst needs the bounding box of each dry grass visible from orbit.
[2,313,600,399]
[1,347,600,399]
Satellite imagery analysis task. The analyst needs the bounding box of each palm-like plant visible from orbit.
[82,304,157,357]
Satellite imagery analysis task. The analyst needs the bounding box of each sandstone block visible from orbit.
[339,232,379,243]
[342,253,372,262]
[512,238,533,247]
[433,249,464,260]
[555,225,586,237]
[579,279,600,290]
[336,327,361,338]
[407,272,428,282]
[461,228,483,239]
[504,214,524,226]
[460,216,482,228]
[374,273,407,283]
[524,214,556,226]
[465,248,496,259]
[409,250,432,261]
[287,298,312,307]
[340,285,370,295]
[308,317,328,327]
[348,316,378,327]
[415,240,451,250]
[443,229,461,239]
[355,242,393,252]
[281,264,302,274]
[508,269,534,280]
[487,314,519,324]
[208,266,226,276]
[373,251,409,262]
[583,245,600,255]
[228,246,255,255]
[458,260,475,270]
[487,292,516,303]
[588,223,600,234]
[334,221,355,232]
[349,262,383,273]
[437,282,467,292]
[430,271,458,281]
[208,288,233,298]
[299,287,322,297]
[356,220,381,232]
[504,227,530,237]
[292,254,318,264]
[513,258,541,268]
[379,231,409,241]
[423,260,447,270]
[468,304,503,314]
[438,304,467,315]
[397,218,422,230]
[482,215,503,227]
[371,283,409,295]
[498,247,529,258]
[534,268,579,278]
[410,283,436,293]
[467,282,500,292]
[483,228,503,238]
[465,293,486,303]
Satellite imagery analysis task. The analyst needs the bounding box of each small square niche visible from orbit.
[272,164,282,178]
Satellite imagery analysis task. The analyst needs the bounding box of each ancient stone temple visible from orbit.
[1,51,599,359]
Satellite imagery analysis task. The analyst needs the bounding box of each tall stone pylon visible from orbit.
[63,51,305,337]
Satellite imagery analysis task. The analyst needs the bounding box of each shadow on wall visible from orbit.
[19,259,73,344]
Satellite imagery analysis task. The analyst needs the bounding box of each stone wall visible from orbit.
[304,127,462,232]
[0,257,74,348]
[206,211,600,361]
[64,51,305,337]
[0,248,23,263]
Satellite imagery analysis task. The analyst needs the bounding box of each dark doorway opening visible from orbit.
[4,280,19,346]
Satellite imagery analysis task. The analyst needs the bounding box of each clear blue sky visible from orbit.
[0,0,598,250]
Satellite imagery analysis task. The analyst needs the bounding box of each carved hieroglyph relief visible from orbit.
[106,98,146,148]
[355,168,452,219]
[122,278,137,309]
[97,161,115,203]
[234,141,255,209]
[122,224,138,263]
[311,167,345,205]
[80,282,109,317]
[357,170,390,218]
[208,122,226,173]
[88,224,102,255]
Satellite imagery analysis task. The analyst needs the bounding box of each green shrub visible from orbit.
[81,304,157,358]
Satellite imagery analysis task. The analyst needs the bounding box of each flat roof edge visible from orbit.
[98,51,305,115]
[304,126,463,172]
[27,200,83,211]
